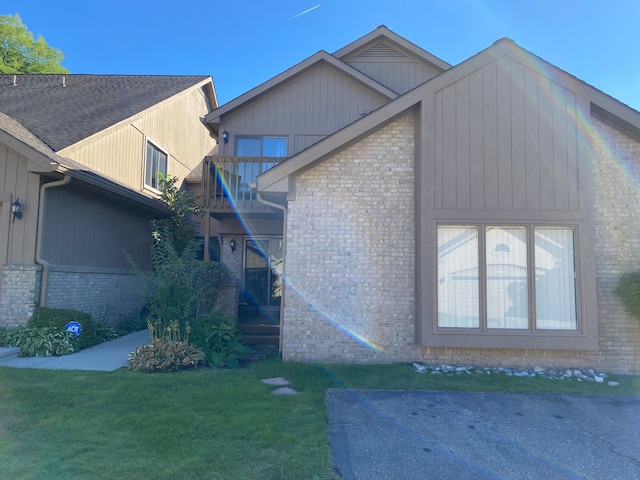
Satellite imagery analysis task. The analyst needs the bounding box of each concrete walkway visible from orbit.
[0,329,150,371]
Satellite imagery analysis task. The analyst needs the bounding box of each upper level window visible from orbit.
[237,136,287,157]
[145,140,168,191]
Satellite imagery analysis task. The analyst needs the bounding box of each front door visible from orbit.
[239,237,283,325]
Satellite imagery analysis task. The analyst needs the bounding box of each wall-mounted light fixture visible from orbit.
[222,130,228,144]
[229,238,236,253]
[11,198,23,223]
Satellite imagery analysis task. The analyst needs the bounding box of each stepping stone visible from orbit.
[261,377,290,386]
[271,386,297,395]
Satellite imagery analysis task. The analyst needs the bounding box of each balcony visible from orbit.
[203,156,283,218]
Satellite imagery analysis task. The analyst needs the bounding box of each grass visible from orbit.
[0,358,638,480]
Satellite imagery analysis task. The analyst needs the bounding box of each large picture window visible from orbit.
[437,224,577,332]
[144,140,168,191]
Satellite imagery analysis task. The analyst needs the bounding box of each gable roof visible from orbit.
[333,25,451,72]
[0,74,213,152]
[257,37,640,194]
[204,51,399,127]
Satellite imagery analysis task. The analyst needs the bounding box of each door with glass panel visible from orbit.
[240,237,283,324]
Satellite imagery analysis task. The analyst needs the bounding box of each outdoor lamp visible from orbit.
[222,130,228,144]
[230,238,236,253]
[11,198,23,222]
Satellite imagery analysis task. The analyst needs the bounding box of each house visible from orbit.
[202,26,640,373]
[0,74,217,327]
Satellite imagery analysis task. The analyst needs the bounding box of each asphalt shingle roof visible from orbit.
[0,74,209,152]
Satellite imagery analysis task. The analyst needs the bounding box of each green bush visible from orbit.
[189,312,250,369]
[96,323,122,344]
[125,338,205,372]
[5,327,77,357]
[615,272,640,319]
[28,307,98,350]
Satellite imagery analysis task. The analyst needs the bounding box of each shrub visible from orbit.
[5,327,77,357]
[189,312,251,368]
[128,227,233,338]
[125,338,205,372]
[28,307,98,350]
[0,328,7,347]
[615,272,640,319]
[96,323,122,344]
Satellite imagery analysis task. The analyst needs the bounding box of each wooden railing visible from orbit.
[203,156,283,211]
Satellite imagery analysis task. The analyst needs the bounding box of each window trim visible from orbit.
[235,135,288,157]
[420,220,599,351]
[143,139,168,193]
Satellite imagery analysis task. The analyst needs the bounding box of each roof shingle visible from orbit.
[0,74,210,151]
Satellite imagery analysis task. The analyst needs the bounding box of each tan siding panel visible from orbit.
[64,86,214,193]
[442,84,457,209]
[566,92,580,210]
[456,76,471,209]
[524,68,541,209]
[224,65,388,150]
[510,60,527,210]
[496,56,513,210]
[483,62,499,210]
[348,61,440,93]
[434,90,443,209]
[469,69,485,209]
[538,77,555,209]
[553,86,569,210]
[432,56,580,215]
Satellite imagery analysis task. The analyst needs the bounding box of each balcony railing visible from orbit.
[203,156,283,212]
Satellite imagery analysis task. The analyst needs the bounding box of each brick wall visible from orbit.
[281,112,640,373]
[0,264,41,327]
[283,113,417,362]
[45,265,145,324]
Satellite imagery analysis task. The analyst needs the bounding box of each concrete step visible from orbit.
[0,347,20,359]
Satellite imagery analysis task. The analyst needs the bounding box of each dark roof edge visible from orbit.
[57,164,172,216]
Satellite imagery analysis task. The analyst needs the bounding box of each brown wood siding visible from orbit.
[41,184,154,270]
[342,40,442,94]
[223,64,388,155]
[60,86,215,191]
[347,61,441,94]
[0,142,41,263]
[433,56,580,212]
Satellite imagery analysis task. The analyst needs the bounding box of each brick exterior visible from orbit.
[281,113,640,374]
[0,264,41,327]
[283,114,417,362]
[45,266,146,324]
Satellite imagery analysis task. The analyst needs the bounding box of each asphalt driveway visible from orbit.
[327,390,640,480]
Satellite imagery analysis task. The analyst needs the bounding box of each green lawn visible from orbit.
[0,358,638,480]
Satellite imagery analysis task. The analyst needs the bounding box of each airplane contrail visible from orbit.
[287,4,320,21]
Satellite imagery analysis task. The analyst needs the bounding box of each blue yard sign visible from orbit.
[65,321,82,337]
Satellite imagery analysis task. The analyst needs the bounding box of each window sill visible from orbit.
[423,331,599,351]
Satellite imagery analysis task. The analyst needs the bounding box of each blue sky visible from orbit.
[4,1,640,110]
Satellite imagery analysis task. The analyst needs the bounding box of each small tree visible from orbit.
[154,174,201,256]
[0,14,69,74]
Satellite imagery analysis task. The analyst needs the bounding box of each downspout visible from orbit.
[35,175,71,307]
[256,192,287,354]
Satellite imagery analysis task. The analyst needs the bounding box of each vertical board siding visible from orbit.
[434,56,580,213]
[0,143,40,263]
[225,64,389,153]
[61,86,215,192]
[348,61,441,94]
[42,185,154,269]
